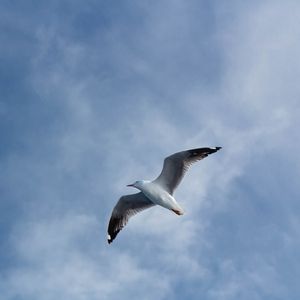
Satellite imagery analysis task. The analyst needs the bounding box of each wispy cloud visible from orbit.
[1,1,300,299]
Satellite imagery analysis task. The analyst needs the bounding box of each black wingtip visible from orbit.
[205,147,222,153]
[107,218,122,245]
[107,234,113,244]
[188,147,222,157]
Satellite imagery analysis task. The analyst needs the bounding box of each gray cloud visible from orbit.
[1,1,300,299]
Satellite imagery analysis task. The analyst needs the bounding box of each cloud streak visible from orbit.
[1,1,300,299]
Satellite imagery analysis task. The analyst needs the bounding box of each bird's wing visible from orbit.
[107,192,155,244]
[154,147,222,195]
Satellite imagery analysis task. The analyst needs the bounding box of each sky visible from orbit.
[1,0,300,299]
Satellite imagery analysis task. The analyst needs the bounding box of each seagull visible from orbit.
[107,147,221,244]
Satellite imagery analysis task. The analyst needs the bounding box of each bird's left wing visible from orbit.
[154,147,222,195]
[107,192,155,244]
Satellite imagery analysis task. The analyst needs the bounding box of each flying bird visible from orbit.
[107,147,222,244]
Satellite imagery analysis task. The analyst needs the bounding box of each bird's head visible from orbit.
[126,180,146,189]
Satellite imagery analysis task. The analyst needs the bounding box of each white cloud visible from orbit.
[3,214,171,300]
[2,1,300,299]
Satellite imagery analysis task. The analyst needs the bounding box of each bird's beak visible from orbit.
[127,183,134,187]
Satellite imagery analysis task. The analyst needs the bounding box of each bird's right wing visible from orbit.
[154,147,222,195]
[107,192,155,244]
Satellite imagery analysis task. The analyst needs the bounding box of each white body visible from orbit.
[134,180,184,214]
[108,147,222,243]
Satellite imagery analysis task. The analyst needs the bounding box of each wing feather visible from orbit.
[107,192,155,244]
[154,147,221,194]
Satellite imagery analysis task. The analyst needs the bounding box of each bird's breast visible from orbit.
[141,183,178,210]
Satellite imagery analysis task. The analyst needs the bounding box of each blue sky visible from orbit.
[1,1,300,299]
